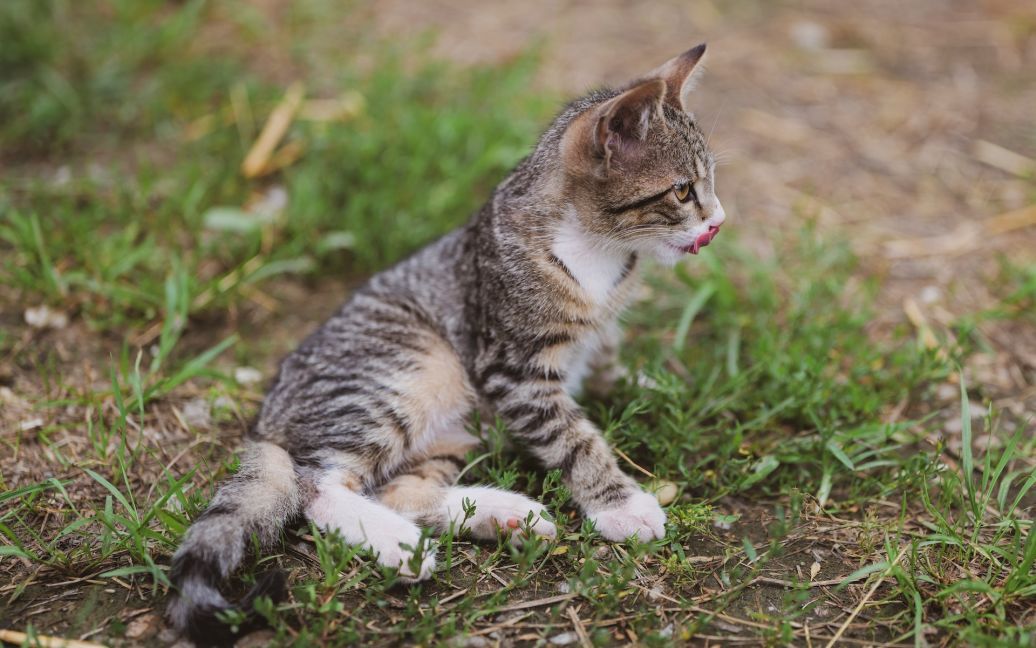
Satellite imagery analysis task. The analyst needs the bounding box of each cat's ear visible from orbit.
[591,78,667,169]
[649,43,707,111]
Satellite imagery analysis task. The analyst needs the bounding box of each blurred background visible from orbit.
[3,0,1033,347]
[1,1,1035,644]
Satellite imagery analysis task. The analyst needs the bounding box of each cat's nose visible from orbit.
[706,198,726,227]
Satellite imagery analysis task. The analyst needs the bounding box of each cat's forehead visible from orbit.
[638,107,710,178]
[662,106,709,157]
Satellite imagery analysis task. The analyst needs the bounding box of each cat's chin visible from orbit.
[648,229,722,266]
[645,245,687,268]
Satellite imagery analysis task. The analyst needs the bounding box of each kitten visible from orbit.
[169,44,724,643]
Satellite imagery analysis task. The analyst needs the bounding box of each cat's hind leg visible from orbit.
[377,445,556,543]
[305,472,436,581]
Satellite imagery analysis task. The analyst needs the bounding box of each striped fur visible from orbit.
[169,44,725,643]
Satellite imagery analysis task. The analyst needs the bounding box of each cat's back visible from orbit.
[274,224,476,378]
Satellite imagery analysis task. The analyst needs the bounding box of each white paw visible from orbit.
[589,489,667,542]
[366,518,437,581]
[446,486,557,543]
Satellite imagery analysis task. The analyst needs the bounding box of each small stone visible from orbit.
[658,624,674,639]
[157,627,179,643]
[635,371,660,389]
[24,305,68,330]
[124,612,160,640]
[936,383,957,401]
[251,185,288,219]
[52,166,72,186]
[557,581,571,594]
[650,480,679,506]
[234,366,263,386]
[790,21,829,50]
[19,418,44,432]
[181,398,212,429]
[920,285,941,304]
[549,631,578,645]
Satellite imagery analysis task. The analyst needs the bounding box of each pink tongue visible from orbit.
[685,226,721,255]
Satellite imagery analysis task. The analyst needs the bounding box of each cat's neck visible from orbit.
[550,207,637,306]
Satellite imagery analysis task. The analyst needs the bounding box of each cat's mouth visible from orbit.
[674,225,720,255]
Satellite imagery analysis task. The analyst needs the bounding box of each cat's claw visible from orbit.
[589,489,667,542]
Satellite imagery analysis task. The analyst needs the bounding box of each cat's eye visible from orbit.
[673,182,693,203]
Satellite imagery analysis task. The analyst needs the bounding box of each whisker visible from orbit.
[705,97,726,148]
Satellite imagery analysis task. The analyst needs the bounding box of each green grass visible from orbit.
[1,2,1034,646]
[1,0,547,333]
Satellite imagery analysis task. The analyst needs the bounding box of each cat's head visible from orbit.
[559,44,725,266]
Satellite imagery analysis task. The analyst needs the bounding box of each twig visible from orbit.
[824,545,908,648]
[487,568,511,588]
[437,587,472,607]
[614,447,656,478]
[241,82,305,178]
[470,611,533,637]
[0,629,107,648]
[493,593,576,613]
[690,605,805,631]
[972,140,1035,176]
[902,298,942,355]
[566,606,593,648]
[753,575,850,588]
[987,204,1036,235]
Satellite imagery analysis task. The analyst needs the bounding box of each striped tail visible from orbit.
[167,441,301,646]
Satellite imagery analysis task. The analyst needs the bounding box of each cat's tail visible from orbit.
[167,440,301,646]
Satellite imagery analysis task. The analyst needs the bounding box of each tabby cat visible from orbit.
[169,44,725,643]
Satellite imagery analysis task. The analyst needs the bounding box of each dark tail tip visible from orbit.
[184,570,288,647]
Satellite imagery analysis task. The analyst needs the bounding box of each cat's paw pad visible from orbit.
[589,489,667,542]
[367,520,436,581]
[447,487,556,543]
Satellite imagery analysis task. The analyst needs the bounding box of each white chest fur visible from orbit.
[551,216,630,306]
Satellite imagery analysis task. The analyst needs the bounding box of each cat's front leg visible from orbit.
[553,417,667,542]
[582,321,627,398]
[479,361,665,541]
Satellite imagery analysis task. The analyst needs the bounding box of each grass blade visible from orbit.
[958,371,977,513]
[84,468,137,521]
[673,283,715,353]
